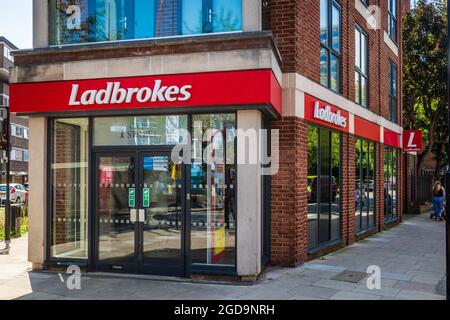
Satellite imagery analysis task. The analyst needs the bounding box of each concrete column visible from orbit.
[28,117,47,269]
[33,0,49,48]
[242,0,262,32]
[236,110,262,277]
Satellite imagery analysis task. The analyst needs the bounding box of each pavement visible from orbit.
[0,213,446,300]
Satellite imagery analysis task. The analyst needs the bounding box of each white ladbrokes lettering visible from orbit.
[69,81,192,106]
[313,101,347,128]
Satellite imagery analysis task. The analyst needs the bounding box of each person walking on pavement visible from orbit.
[431,180,445,221]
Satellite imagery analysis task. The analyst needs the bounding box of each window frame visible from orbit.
[11,147,27,162]
[388,0,397,43]
[388,60,398,123]
[48,0,244,46]
[320,0,342,93]
[0,94,9,107]
[307,125,343,252]
[384,147,398,223]
[46,112,241,276]
[360,0,369,7]
[354,24,369,108]
[355,138,376,235]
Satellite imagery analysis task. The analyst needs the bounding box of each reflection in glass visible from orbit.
[355,71,360,104]
[355,139,361,232]
[308,126,341,250]
[320,0,328,44]
[384,147,397,222]
[355,138,376,234]
[330,53,339,92]
[330,132,341,241]
[191,114,236,266]
[368,143,375,228]
[98,156,136,262]
[49,0,243,45]
[143,156,182,260]
[212,0,242,33]
[320,48,328,87]
[50,119,89,259]
[319,130,331,244]
[94,115,187,146]
[182,0,203,35]
[331,4,340,52]
[307,127,319,248]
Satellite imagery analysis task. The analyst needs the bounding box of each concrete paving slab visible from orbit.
[0,214,445,300]
[396,289,445,300]
[393,280,438,293]
[303,264,347,273]
[330,290,382,300]
[312,279,358,291]
[352,284,401,298]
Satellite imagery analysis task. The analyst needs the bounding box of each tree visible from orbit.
[403,0,448,176]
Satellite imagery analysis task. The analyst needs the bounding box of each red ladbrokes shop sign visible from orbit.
[10,70,282,115]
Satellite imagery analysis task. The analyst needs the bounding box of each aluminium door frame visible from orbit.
[92,150,139,274]
[91,145,189,277]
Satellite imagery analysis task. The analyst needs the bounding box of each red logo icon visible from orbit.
[403,130,423,152]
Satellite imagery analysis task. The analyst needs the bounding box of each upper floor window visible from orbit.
[49,0,243,46]
[388,60,397,122]
[11,148,29,162]
[11,123,28,139]
[360,0,368,6]
[355,25,368,108]
[388,0,397,42]
[3,45,13,62]
[320,0,341,93]
[0,94,9,107]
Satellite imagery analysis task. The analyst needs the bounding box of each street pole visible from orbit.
[4,106,11,252]
[446,0,450,301]
[0,105,11,255]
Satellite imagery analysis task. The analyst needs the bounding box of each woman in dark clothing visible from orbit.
[432,181,445,221]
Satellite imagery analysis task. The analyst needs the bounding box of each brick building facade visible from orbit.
[266,0,405,266]
[1,37,29,186]
[11,0,404,280]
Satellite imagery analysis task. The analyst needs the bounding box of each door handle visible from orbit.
[139,209,145,223]
[130,209,137,223]
[208,9,214,23]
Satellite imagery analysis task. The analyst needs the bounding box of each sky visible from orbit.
[0,0,33,49]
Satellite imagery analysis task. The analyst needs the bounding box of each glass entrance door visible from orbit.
[138,154,184,275]
[94,152,184,276]
[96,154,138,273]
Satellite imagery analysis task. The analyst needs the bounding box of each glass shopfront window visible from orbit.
[355,139,375,234]
[49,113,239,272]
[307,126,341,250]
[190,114,236,267]
[384,147,397,222]
[50,118,89,259]
[49,0,243,45]
[93,115,187,146]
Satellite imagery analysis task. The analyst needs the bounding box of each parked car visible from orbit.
[0,183,29,206]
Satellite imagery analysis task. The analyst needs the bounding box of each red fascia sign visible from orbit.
[384,128,402,148]
[304,94,349,132]
[9,70,282,115]
[354,116,380,142]
[403,130,423,152]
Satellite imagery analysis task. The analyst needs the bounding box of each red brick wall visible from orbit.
[270,117,308,266]
[376,144,385,231]
[268,0,403,124]
[343,133,356,245]
[269,0,405,265]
